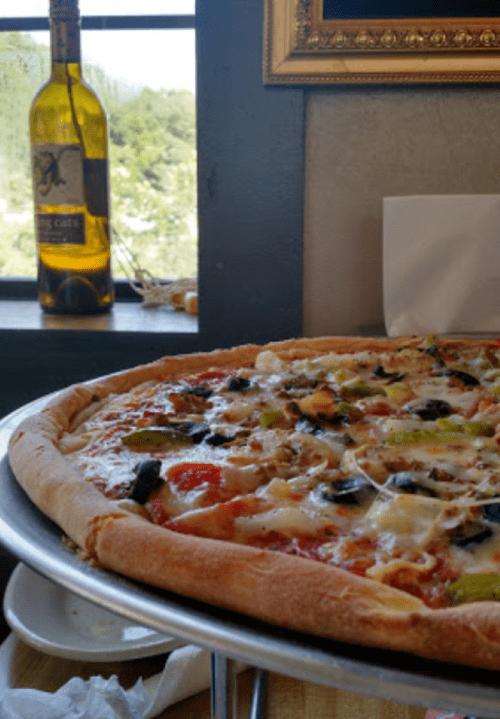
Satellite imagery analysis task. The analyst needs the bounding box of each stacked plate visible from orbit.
[3,563,184,662]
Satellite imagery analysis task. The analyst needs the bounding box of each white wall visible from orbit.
[302,85,500,337]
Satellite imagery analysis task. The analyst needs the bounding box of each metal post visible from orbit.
[210,653,238,719]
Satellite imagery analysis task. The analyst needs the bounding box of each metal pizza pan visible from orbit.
[1,396,500,717]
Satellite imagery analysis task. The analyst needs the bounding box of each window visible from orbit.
[0,0,305,349]
[0,1,196,283]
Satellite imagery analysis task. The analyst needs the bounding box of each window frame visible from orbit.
[0,15,195,31]
[0,0,305,351]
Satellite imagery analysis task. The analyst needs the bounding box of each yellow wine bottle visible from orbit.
[30,0,114,314]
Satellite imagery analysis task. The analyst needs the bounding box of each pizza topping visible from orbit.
[447,573,500,604]
[128,459,164,503]
[167,390,212,415]
[61,339,500,609]
[226,376,253,392]
[122,427,193,450]
[183,385,214,399]
[339,380,386,401]
[482,499,500,523]
[463,420,495,437]
[167,462,222,493]
[384,429,468,446]
[438,368,480,386]
[403,398,453,421]
[384,471,438,497]
[168,420,210,443]
[204,432,235,446]
[449,520,494,549]
[372,364,406,383]
[320,476,376,506]
[259,409,285,428]
[185,369,230,385]
[291,387,335,419]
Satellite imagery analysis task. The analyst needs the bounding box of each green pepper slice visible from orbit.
[464,421,495,437]
[385,429,465,446]
[446,574,500,605]
[260,409,285,427]
[122,427,193,449]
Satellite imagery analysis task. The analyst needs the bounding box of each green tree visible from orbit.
[0,32,197,281]
[109,87,197,280]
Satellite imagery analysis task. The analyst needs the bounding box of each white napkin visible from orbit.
[383,195,500,337]
[0,634,247,719]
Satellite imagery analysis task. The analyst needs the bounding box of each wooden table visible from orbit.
[9,639,426,719]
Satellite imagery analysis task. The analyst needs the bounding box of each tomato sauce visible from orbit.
[149,496,170,526]
[185,370,230,385]
[168,463,222,492]
[248,532,330,563]
[386,553,459,608]
[162,496,261,539]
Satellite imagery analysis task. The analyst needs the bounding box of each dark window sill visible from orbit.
[0,298,200,417]
[0,277,198,333]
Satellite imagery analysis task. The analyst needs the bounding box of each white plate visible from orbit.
[3,563,185,661]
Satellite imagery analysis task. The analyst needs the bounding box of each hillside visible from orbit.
[0,32,197,280]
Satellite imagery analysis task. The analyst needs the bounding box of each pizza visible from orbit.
[10,335,500,671]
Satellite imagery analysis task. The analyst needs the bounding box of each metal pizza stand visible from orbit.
[2,398,500,718]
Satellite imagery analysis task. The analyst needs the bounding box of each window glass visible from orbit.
[0,21,197,281]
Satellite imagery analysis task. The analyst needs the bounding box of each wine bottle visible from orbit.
[30,0,114,314]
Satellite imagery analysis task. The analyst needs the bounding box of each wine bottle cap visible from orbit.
[50,0,80,20]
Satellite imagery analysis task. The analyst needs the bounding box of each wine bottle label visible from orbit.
[32,143,84,206]
[35,213,85,245]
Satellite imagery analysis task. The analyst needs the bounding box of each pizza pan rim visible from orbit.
[2,393,500,716]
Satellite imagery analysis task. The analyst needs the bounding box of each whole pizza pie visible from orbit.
[10,335,500,670]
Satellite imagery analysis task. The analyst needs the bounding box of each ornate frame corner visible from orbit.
[264,0,500,84]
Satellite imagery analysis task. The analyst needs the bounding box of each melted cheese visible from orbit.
[62,340,500,606]
[367,495,442,537]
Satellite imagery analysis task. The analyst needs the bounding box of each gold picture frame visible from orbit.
[263,0,500,84]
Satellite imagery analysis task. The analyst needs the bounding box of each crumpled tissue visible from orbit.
[0,674,146,719]
[383,195,500,337]
[0,636,245,719]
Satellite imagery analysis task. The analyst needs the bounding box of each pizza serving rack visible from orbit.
[2,398,500,718]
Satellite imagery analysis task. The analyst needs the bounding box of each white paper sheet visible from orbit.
[383,195,500,337]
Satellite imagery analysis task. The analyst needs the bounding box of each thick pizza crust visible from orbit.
[93,513,500,671]
[9,335,500,671]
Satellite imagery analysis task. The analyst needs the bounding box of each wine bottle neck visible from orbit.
[50,18,81,66]
[51,62,82,83]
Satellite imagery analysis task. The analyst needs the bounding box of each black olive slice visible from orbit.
[129,459,164,504]
[439,369,480,386]
[184,385,213,399]
[449,521,493,549]
[205,432,235,446]
[170,421,210,444]
[385,471,438,497]
[321,476,376,506]
[227,376,251,392]
[372,365,406,382]
[404,398,453,421]
[482,501,500,524]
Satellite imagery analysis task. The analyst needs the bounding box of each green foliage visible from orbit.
[0,32,197,281]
